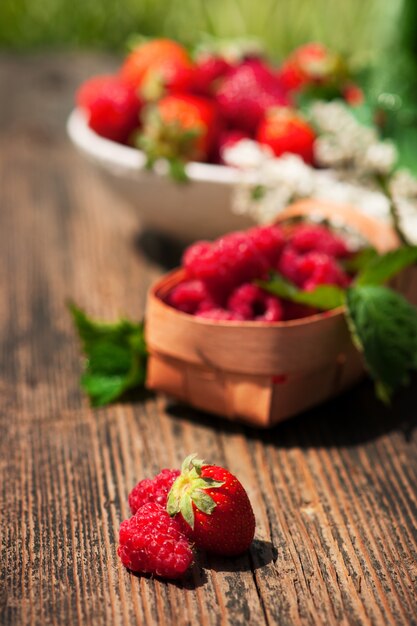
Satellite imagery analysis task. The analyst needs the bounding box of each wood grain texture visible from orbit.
[0,54,416,626]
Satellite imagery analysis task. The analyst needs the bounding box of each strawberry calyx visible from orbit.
[138,107,202,181]
[140,70,166,101]
[166,454,224,529]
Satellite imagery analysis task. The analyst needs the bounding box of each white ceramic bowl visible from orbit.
[67,109,254,241]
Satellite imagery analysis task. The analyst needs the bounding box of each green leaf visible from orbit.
[345,285,417,402]
[342,247,378,273]
[258,273,345,311]
[69,303,147,407]
[356,246,417,286]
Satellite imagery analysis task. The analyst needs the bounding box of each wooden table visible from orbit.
[1,54,417,626]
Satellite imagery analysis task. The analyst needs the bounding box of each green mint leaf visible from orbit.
[258,273,345,310]
[69,303,147,407]
[356,246,417,286]
[345,285,417,402]
[342,247,378,273]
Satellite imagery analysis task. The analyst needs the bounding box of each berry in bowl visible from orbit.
[68,38,363,242]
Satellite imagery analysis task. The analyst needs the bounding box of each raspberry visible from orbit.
[227,284,283,321]
[166,280,217,315]
[277,246,304,286]
[128,469,180,514]
[196,308,244,321]
[290,224,349,258]
[283,301,318,320]
[184,232,269,294]
[247,225,285,265]
[118,503,193,579]
[76,75,141,143]
[297,252,350,290]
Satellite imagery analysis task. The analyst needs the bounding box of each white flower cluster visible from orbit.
[311,101,398,176]
[221,107,417,242]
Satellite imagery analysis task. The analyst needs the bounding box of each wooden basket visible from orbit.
[145,200,400,427]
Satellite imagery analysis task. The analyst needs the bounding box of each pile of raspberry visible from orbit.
[165,222,352,322]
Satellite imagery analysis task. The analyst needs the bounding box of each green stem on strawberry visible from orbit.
[166,454,224,529]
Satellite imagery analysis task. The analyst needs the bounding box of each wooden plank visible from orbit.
[0,54,416,626]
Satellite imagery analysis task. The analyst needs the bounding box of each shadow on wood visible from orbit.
[165,376,417,448]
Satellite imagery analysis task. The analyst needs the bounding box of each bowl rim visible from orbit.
[67,108,247,185]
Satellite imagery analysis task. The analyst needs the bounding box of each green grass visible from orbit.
[0,0,403,62]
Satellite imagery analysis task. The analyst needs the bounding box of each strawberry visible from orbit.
[277,42,344,93]
[76,75,142,143]
[216,59,290,134]
[167,454,255,556]
[256,107,316,164]
[342,82,364,107]
[121,38,194,100]
[139,94,220,179]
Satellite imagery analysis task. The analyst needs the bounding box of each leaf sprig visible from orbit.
[260,245,417,402]
[69,304,147,406]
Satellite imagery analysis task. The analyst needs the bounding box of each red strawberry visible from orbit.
[216,59,290,133]
[118,503,193,579]
[193,54,232,96]
[121,38,194,100]
[139,94,220,177]
[278,42,343,92]
[76,75,141,143]
[343,82,364,107]
[256,108,316,164]
[167,454,255,556]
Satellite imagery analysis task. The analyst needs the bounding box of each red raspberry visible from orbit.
[184,231,270,295]
[196,308,244,321]
[297,252,350,290]
[227,284,284,321]
[247,225,285,265]
[283,301,318,320]
[128,469,180,514]
[166,280,217,315]
[290,224,350,258]
[118,503,193,579]
[76,75,141,143]
[277,246,304,286]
